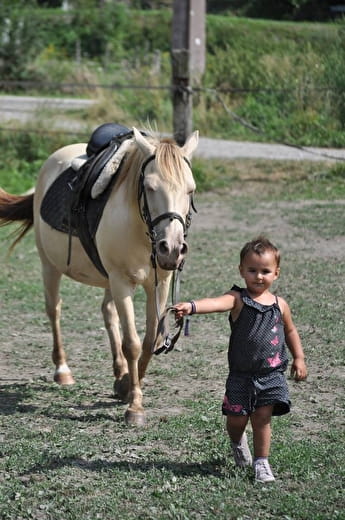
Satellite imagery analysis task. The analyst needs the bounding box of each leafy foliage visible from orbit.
[0,2,45,80]
[1,9,345,147]
[208,0,342,21]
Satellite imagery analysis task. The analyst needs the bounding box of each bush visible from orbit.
[1,8,345,146]
[324,24,345,129]
[0,129,78,193]
[0,2,45,82]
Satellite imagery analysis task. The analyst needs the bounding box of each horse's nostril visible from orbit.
[181,242,188,255]
[158,240,169,255]
[158,240,188,258]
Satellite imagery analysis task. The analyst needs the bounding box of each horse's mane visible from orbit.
[155,138,187,187]
[117,134,188,205]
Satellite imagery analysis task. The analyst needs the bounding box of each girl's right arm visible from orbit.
[174,291,237,318]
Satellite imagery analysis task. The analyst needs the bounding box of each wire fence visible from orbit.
[1,78,345,162]
[0,79,338,94]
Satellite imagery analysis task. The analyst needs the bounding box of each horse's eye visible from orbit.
[145,175,158,192]
[186,177,196,194]
[145,184,157,193]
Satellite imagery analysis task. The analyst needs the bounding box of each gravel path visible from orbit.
[196,136,345,162]
[1,95,345,162]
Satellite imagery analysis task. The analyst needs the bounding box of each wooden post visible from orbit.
[171,0,205,145]
[171,0,191,145]
[189,0,206,83]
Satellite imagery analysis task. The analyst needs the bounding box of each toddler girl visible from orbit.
[174,236,307,482]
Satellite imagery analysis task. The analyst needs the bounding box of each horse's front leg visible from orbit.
[101,289,129,401]
[41,261,75,385]
[139,273,172,384]
[109,275,144,425]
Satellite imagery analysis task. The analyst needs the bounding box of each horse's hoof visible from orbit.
[54,372,75,385]
[125,409,146,426]
[114,375,130,402]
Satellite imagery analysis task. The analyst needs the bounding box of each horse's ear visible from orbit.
[133,127,155,156]
[181,130,199,159]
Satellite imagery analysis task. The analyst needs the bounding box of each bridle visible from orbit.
[137,153,196,318]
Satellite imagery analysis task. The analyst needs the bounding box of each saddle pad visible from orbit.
[40,167,79,236]
[40,164,118,277]
[40,125,135,278]
[40,166,114,238]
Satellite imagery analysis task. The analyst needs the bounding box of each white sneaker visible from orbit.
[231,432,253,467]
[254,459,276,482]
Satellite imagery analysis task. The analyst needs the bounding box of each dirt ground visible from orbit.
[1,192,344,442]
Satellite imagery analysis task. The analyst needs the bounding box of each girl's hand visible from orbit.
[290,358,308,381]
[173,302,193,319]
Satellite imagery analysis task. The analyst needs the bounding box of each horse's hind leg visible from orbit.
[101,289,129,401]
[41,261,75,385]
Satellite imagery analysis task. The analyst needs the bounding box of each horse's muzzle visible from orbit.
[156,239,188,270]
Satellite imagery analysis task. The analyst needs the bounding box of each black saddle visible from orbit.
[86,122,132,157]
[40,123,133,278]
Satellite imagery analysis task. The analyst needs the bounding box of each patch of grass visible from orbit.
[1,388,343,519]
[192,158,345,199]
[286,202,345,237]
[0,167,344,519]
[1,124,344,200]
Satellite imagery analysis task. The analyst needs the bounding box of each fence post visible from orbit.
[171,0,191,146]
[171,0,205,146]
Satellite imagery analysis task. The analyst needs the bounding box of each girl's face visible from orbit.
[239,250,280,295]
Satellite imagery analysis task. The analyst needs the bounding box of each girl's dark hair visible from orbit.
[240,236,280,267]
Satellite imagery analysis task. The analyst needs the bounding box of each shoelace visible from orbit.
[255,461,272,475]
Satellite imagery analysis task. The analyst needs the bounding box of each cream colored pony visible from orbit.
[0,127,198,425]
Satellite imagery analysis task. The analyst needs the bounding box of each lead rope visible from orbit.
[171,264,190,336]
[171,194,196,337]
[152,254,162,323]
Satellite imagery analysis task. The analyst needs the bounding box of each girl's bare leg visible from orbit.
[250,404,274,458]
[226,414,252,467]
[226,414,249,443]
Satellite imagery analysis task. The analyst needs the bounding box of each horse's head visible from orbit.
[133,127,198,271]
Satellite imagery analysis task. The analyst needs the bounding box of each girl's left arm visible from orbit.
[279,298,308,381]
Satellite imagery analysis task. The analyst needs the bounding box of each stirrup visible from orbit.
[153,306,183,355]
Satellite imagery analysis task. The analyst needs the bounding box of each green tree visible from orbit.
[0,1,45,81]
[207,0,339,20]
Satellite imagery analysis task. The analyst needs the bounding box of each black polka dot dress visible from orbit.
[228,285,288,374]
[222,285,290,416]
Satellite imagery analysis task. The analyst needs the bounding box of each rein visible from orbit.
[138,154,195,320]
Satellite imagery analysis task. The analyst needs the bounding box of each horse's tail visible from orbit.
[0,188,34,250]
